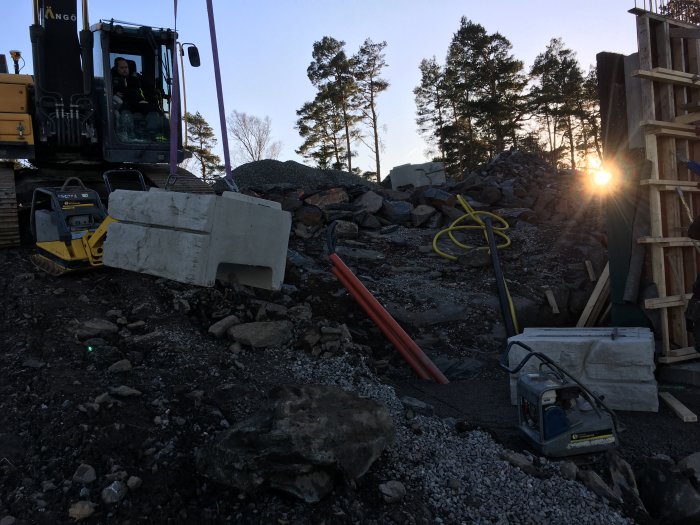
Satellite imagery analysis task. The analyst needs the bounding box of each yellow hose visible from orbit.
[432,195,510,260]
[432,194,520,333]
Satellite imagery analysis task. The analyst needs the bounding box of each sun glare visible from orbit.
[593,169,613,186]
[581,155,616,194]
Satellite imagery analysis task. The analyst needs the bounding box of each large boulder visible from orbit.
[196,384,394,502]
[637,459,700,524]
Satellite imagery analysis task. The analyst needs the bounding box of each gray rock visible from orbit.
[387,301,468,327]
[400,396,434,416]
[380,200,413,224]
[608,451,643,505]
[480,186,503,205]
[411,204,436,227]
[354,190,384,214]
[0,516,17,525]
[75,319,119,340]
[72,463,96,484]
[501,451,541,477]
[196,384,394,503]
[421,187,455,208]
[126,476,142,490]
[304,188,350,208]
[559,460,578,480]
[109,385,142,397]
[335,246,385,261]
[637,460,700,524]
[379,480,406,503]
[68,501,96,520]
[678,451,700,483]
[101,480,127,504]
[208,314,241,338]
[22,358,45,369]
[227,321,293,348]
[577,469,621,502]
[107,359,132,373]
[334,220,359,239]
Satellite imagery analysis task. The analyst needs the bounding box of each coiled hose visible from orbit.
[432,194,519,334]
[432,194,511,260]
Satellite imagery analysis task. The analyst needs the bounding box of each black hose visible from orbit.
[326,220,338,255]
[484,216,516,338]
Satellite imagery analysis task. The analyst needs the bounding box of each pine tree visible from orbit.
[296,96,347,170]
[661,0,700,23]
[184,111,222,181]
[413,57,448,162]
[529,38,585,169]
[353,39,389,181]
[306,37,361,172]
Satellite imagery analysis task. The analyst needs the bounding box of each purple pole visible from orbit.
[168,0,180,186]
[206,0,238,191]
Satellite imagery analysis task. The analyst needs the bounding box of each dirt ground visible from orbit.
[1,216,699,524]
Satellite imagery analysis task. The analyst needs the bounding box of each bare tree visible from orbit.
[227,110,282,163]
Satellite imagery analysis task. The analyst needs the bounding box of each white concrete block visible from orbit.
[389,162,446,190]
[103,189,291,290]
[507,327,657,412]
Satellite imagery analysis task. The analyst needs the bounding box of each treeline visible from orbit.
[296,17,603,178]
[415,17,600,175]
[296,37,389,181]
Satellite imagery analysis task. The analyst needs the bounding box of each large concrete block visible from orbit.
[103,189,291,290]
[389,162,446,190]
[507,327,658,412]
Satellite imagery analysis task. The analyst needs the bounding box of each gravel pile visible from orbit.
[473,150,555,181]
[279,348,632,524]
[231,159,380,192]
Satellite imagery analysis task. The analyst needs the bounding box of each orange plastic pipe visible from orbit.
[331,266,432,380]
[330,253,449,384]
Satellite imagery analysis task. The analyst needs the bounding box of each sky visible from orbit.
[5,1,643,178]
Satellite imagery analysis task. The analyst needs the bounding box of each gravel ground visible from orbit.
[285,349,632,524]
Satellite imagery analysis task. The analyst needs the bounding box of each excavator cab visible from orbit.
[95,20,189,163]
[26,0,199,166]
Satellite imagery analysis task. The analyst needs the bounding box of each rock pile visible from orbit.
[0,151,696,524]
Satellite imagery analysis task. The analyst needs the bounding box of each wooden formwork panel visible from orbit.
[635,12,700,363]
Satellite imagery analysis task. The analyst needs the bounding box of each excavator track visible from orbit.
[30,250,100,276]
[0,162,20,248]
[30,252,72,276]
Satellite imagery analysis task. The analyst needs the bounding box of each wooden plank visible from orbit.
[659,392,698,422]
[670,27,700,39]
[576,263,609,328]
[669,346,699,357]
[640,179,699,188]
[643,119,699,132]
[645,293,693,309]
[543,288,559,314]
[636,16,656,122]
[647,128,700,140]
[633,67,700,88]
[584,260,596,282]
[638,236,698,246]
[658,352,700,364]
[675,112,700,124]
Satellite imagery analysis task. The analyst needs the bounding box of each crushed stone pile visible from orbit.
[230,159,380,193]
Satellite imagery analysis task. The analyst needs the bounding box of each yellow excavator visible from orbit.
[0,0,209,271]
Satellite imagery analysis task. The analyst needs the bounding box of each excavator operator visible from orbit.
[112,57,167,142]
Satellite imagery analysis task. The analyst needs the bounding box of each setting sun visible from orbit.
[593,169,613,186]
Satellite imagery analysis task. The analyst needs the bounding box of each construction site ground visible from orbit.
[1,227,699,523]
